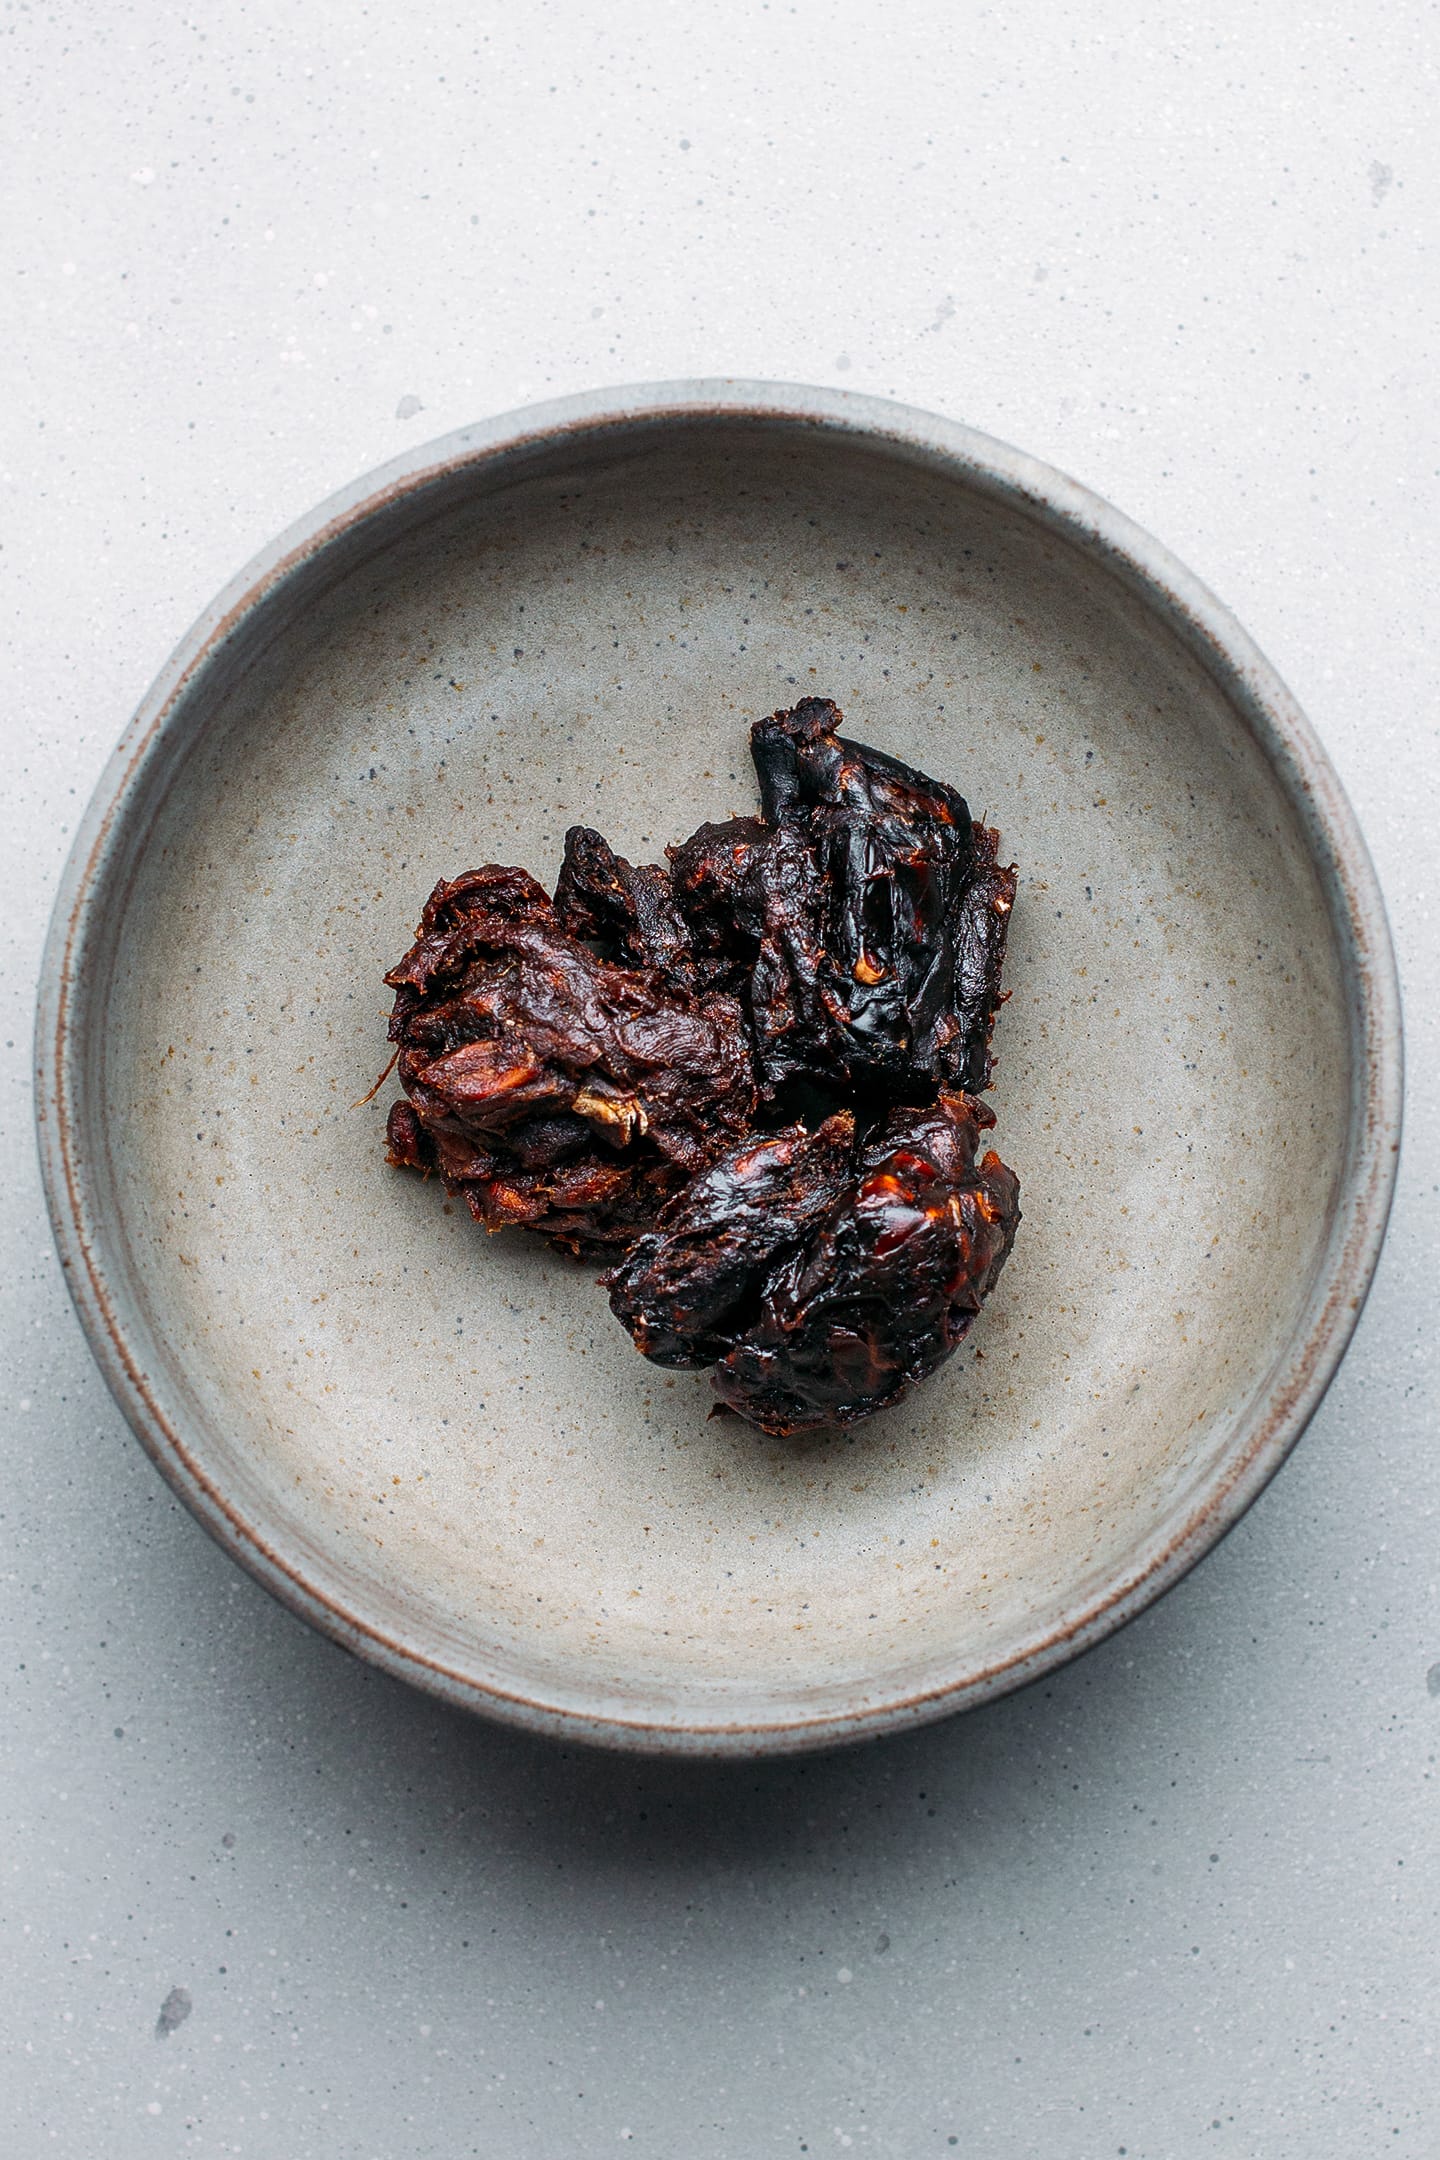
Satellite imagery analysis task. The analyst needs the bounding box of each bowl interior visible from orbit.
[85,420,1349,1732]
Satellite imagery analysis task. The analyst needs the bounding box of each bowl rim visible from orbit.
[34,379,1404,1755]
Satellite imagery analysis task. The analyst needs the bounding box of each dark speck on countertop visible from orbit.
[155,1986,192,2039]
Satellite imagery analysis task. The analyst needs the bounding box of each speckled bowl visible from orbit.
[36,383,1401,1755]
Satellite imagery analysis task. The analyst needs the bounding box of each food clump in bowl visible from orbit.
[382,698,1021,1435]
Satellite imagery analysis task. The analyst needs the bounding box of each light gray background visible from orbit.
[2,3,1435,2154]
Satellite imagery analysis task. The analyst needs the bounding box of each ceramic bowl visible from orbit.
[36,383,1402,1754]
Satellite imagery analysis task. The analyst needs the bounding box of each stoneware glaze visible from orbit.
[35,384,1402,1755]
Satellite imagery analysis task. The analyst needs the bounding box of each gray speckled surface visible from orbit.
[2,3,1435,2153]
